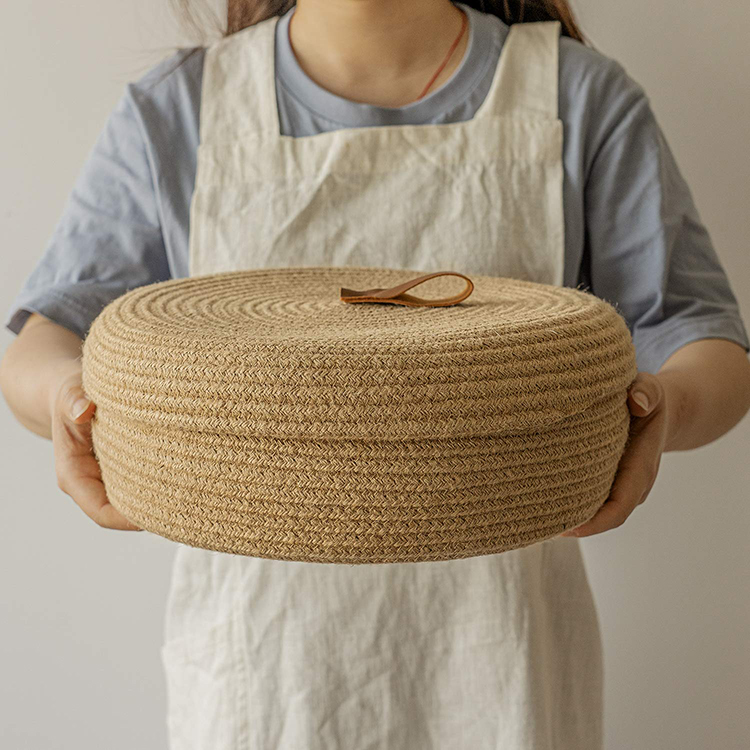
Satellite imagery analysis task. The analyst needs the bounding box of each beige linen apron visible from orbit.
[161,12,604,750]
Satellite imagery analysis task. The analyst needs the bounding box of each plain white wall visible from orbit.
[1,1,748,748]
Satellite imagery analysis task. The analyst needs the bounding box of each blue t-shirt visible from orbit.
[5,2,749,374]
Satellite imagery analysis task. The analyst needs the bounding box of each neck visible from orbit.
[288,0,469,107]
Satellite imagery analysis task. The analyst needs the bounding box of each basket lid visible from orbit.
[81,266,637,440]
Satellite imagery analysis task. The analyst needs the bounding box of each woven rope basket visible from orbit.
[81,266,638,564]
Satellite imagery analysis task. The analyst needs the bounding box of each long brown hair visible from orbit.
[169,0,589,47]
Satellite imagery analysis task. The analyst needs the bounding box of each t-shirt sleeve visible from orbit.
[582,61,750,374]
[3,84,170,340]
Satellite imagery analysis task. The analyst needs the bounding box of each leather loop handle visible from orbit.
[340,271,474,308]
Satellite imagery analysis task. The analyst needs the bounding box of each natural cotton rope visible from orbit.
[81,266,638,564]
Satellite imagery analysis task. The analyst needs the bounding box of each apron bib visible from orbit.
[160,12,604,750]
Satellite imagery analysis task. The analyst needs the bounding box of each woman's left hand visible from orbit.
[560,371,674,538]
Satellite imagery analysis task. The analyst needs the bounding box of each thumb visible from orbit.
[628,372,662,416]
[67,386,94,422]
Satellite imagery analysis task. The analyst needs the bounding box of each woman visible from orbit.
[3,1,750,748]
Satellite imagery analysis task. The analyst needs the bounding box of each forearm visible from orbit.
[0,314,84,440]
[657,337,750,452]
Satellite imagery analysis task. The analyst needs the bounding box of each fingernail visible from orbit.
[71,398,90,419]
[632,391,649,411]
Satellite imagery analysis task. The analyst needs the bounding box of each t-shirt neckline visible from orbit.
[274,1,492,127]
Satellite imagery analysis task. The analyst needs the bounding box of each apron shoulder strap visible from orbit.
[486,20,561,120]
[198,15,277,142]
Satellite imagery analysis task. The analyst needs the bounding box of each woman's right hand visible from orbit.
[49,367,142,531]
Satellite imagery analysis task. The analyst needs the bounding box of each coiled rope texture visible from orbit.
[81,266,638,564]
